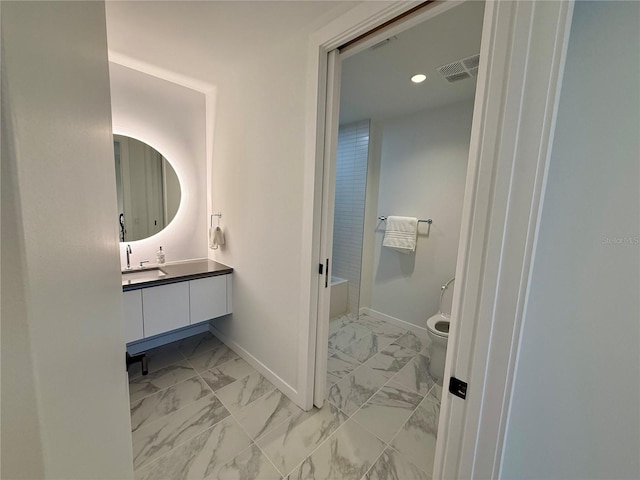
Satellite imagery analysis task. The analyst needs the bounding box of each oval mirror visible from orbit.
[114,135,181,242]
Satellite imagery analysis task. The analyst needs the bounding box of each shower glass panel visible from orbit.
[331,120,370,319]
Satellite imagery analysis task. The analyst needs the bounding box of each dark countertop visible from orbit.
[122,259,232,292]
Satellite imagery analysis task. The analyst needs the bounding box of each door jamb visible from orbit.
[312,49,341,407]
[435,2,575,477]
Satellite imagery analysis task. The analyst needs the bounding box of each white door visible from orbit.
[313,49,341,408]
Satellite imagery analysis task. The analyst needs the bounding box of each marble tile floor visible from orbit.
[128,314,440,480]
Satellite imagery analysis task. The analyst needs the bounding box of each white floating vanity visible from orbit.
[122,259,232,344]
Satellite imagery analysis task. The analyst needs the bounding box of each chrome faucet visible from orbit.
[126,244,132,270]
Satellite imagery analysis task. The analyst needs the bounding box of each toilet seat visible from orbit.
[426,313,450,338]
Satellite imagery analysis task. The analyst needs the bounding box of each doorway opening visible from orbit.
[314,1,485,476]
[306,1,574,478]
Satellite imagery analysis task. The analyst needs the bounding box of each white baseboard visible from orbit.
[208,323,302,408]
[359,307,428,336]
[127,322,210,354]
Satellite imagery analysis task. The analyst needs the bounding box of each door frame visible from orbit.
[299,0,575,478]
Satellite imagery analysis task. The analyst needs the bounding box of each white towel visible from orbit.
[209,226,225,250]
[382,216,418,254]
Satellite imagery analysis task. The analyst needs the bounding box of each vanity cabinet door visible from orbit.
[189,275,228,324]
[123,290,144,343]
[226,274,233,314]
[142,282,190,337]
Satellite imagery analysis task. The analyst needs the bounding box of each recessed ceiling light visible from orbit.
[411,74,427,84]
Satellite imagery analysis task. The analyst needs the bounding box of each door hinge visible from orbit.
[449,376,467,400]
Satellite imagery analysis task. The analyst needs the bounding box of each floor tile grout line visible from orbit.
[183,342,236,365]
[332,325,407,363]
[195,365,217,397]
[326,353,364,382]
[324,318,437,477]
[216,383,278,417]
[359,442,433,480]
[204,441,283,480]
[329,315,378,348]
[328,347,363,367]
[289,314,425,477]
[328,332,421,386]
[201,355,253,378]
[129,370,201,405]
[249,403,306,446]
[129,337,240,402]
[331,369,406,434]
[361,348,420,383]
[131,393,231,466]
[131,332,277,474]
[131,375,218,432]
[183,345,241,375]
[387,442,435,479]
[191,352,280,417]
[127,352,188,383]
[221,383,290,479]
[132,316,430,477]
[381,391,439,473]
[347,397,433,478]
[382,351,436,397]
[131,338,248,472]
[326,328,413,417]
[359,443,389,480]
[136,361,277,475]
[177,332,225,359]
[345,371,424,435]
[275,403,355,478]
[132,407,234,474]
[128,332,224,384]
[201,442,255,480]
[275,315,419,478]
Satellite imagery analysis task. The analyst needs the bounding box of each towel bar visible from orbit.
[378,215,432,225]
[210,212,222,228]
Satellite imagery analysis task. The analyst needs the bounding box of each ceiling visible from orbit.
[105,1,357,84]
[105,1,484,126]
[339,1,486,125]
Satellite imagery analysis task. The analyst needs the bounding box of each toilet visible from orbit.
[426,277,455,382]
[426,312,450,382]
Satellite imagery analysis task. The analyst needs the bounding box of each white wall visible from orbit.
[501,2,640,478]
[1,51,45,480]
[110,62,207,268]
[1,2,134,478]
[208,34,317,388]
[361,101,473,327]
[104,0,372,401]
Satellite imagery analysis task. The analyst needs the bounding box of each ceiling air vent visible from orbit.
[445,71,471,82]
[437,54,480,83]
[463,54,480,70]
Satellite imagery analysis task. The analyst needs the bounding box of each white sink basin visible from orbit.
[122,267,167,285]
